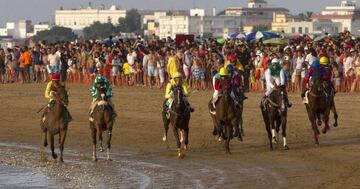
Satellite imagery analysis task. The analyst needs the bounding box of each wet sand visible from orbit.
[0,83,359,188]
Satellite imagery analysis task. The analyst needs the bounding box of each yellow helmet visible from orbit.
[319,57,329,65]
[235,63,244,71]
[219,67,229,76]
[173,72,183,79]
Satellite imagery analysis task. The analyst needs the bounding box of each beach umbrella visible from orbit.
[236,33,246,39]
[229,33,238,39]
[245,31,280,42]
[314,35,327,42]
[217,37,226,44]
[263,38,288,46]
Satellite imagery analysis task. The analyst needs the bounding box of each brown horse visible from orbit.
[260,86,289,150]
[304,79,331,144]
[90,83,114,161]
[42,86,70,162]
[209,80,237,153]
[162,86,191,158]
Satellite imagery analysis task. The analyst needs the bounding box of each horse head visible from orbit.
[96,82,107,101]
[269,85,286,110]
[220,79,232,101]
[54,86,69,106]
[311,79,324,96]
[173,86,185,110]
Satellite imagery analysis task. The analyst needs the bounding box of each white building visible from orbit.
[143,9,247,39]
[55,5,126,31]
[286,21,342,34]
[33,24,50,35]
[0,20,32,39]
[311,0,360,34]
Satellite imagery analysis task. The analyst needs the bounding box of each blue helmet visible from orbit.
[226,64,234,73]
[312,60,320,69]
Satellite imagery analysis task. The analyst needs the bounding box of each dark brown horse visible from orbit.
[90,83,114,161]
[304,79,331,144]
[162,86,190,158]
[260,86,289,150]
[232,87,245,141]
[209,80,237,153]
[42,86,70,162]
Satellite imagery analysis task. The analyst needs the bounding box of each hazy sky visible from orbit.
[0,0,344,25]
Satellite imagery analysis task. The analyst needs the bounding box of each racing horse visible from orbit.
[209,79,238,153]
[260,85,289,150]
[90,82,115,161]
[162,86,191,158]
[42,86,70,162]
[303,79,331,144]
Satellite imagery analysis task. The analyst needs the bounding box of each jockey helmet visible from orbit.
[320,57,329,65]
[228,54,237,63]
[173,72,183,79]
[312,60,320,69]
[219,67,229,76]
[226,64,234,73]
[51,73,60,81]
[95,74,105,83]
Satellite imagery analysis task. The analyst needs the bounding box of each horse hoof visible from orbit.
[93,158,98,162]
[59,158,64,163]
[272,138,278,145]
[238,137,243,142]
[52,153,58,159]
[107,158,113,162]
[162,136,167,142]
[183,145,188,151]
[99,148,104,152]
[283,145,290,150]
[43,142,48,147]
[225,151,231,155]
[218,137,222,142]
[333,123,338,127]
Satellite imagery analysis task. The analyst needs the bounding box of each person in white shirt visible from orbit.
[47,48,61,74]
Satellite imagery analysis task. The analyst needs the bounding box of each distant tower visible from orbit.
[248,0,268,8]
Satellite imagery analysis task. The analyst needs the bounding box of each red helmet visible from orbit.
[51,73,60,81]
[228,54,237,63]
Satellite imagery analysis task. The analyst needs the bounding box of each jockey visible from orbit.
[89,74,116,121]
[164,72,194,113]
[226,64,248,101]
[210,67,230,111]
[319,57,335,94]
[263,58,292,107]
[42,73,72,126]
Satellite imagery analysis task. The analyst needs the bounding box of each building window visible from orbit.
[344,27,348,31]
[74,21,77,25]
[305,27,309,34]
[291,27,295,33]
[298,27,302,34]
[335,27,339,33]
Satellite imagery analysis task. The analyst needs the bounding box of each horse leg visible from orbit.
[269,112,278,145]
[322,113,330,134]
[183,126,189,151]
[162,104,170,142]
[281,111,289,150]
[59,129,67,162]
[224,125,231,154]
[91,127,97,162]
[172,126,181,158]
[43,130,48,147]
[261,104,273,150]
[98,128,104,152]
[49,134,57,159]
[107,129,112,161]
[331,104,339,127]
